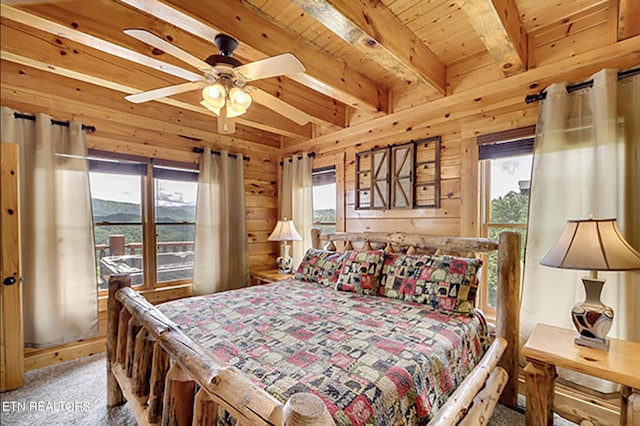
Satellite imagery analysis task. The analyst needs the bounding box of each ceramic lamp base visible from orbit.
[571,277,613,351]
[276,243,293,274]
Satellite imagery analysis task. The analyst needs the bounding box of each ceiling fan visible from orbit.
[123,29,311,134]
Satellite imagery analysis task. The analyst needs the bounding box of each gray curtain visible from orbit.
[1,107,98,348]
[281,154,314,267]
[193,149,249,295]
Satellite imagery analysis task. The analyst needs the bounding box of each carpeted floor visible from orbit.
[0,354,576,425]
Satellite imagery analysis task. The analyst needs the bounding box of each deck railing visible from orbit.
[95,235,194,259]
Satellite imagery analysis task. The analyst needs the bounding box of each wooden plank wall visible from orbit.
[1,1,637,370]
[1,55,280,369]
[315,102,540,236]
[307,12,636,238]
[0,60,280,274]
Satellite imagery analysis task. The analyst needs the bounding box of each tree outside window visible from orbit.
[477,127,535,313]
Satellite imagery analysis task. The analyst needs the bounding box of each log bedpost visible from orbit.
[496,231,521,408]
[107,274,131,407]
[132,329,154,397]
[125,317,142,378]
[116,307,132,365]
[163,363,196,425]
[311,228,322,249]
[282,393,333,425]
[193,388,219,426]
[148,342,170,424]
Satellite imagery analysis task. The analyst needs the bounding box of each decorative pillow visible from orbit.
[294,248,346,287]
[335,250,385,295]
[380,253,483,315]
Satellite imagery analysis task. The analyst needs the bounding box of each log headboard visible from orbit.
[311,229,521,410]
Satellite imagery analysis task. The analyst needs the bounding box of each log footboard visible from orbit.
[107,274,332,426]
[107,231,521,426]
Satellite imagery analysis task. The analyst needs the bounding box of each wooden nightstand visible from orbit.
[522,323,640,426]
[251,269,295,285]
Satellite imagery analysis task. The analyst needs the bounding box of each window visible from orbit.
[153,166,197,284]
[478,127,534,313]
[312,166,337,233]
[89,152,198,290]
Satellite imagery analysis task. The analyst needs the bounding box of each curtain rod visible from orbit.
[279,152,316,166]
[192,146,250,162]
[524,67,640,104]
[12,112,96,133]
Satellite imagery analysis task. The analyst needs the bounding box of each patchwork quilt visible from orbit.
[158,280,489,425]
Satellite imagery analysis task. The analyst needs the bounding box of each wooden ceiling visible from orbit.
[1,0,639,149]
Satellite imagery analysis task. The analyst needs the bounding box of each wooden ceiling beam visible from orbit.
[0,60,282,151]
[122,0,388,113]
[618,0,640,40]
[0,5,199,81]
[283,35,640,154]
[457,0,527,76]
[6,1,340,130]
[262,0,446,98]
[0,5,314,139]
[1,48,307,142]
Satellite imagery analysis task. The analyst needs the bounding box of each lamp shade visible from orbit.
[268,218,302,242]
[540,218,640,271]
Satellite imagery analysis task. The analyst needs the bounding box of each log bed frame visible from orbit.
[107,230,521,425]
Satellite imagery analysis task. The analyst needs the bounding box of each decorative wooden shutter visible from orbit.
[371,148,390,209]
[356,148,390,209]
[391,143,414,208]
[413,137,441,208]
[355,151,372,209]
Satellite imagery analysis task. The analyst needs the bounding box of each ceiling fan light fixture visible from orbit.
[200,100,221,116]
[202,83,226,109]
[123,29,310,134]
[228,87,252,115]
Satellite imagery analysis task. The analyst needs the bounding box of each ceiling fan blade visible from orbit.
[235,53,306,81]
[124,29,211,73]
[126,81,201,103]
[249,88,311,125]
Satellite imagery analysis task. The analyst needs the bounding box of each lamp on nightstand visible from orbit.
[268,218,302,274]
[540,217,640,351]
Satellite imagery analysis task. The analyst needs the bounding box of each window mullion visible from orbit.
[142,162,157,290]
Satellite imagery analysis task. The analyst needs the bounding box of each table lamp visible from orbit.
[268,218,302,273]
[540,217,640,351]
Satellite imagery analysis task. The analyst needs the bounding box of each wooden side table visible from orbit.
[522,323,640,426]
[251,269,295,285]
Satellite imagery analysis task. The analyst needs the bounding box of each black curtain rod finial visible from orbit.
[192,146,250,162]
[523,67,640,104]
[13,112,96,133]
[279,151,316,166]
[525,92,546,104]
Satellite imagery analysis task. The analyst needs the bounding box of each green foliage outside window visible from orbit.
[486,190,529,307]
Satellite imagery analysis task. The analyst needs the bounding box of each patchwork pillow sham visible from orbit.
[335,249,385,295]
[380,253,483,315]
[294,248,346,287]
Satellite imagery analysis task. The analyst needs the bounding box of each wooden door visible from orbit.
[1,142,24,391]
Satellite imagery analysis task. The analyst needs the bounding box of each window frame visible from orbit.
[312,153,345,233]
[476,127,534,318]
[312,165,338,233]
[89,150,198,294]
